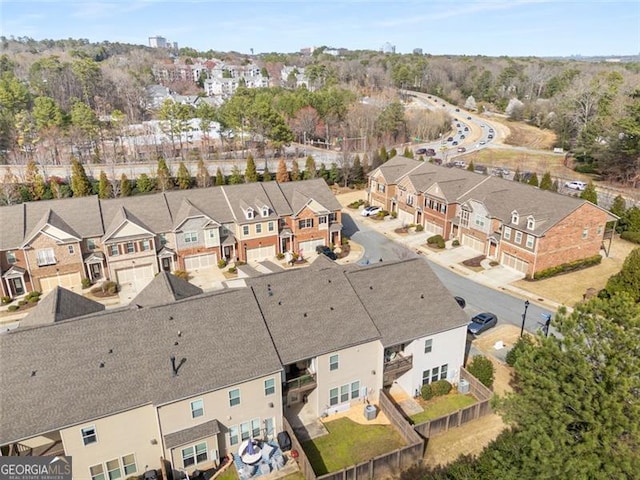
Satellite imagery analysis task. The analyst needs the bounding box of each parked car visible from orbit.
[315,245,337,260]
[453,160,466,168]
[447,136,454,142]
[457,146,466,153]
[455,108,460,112]
[564,180,587,191]
[468,313,498,335]
[425,148,436,156]
[464,126,469,131]
[467,116,472,120]
[361,206,382,217]
[415,148,427,155]
[454,296,466,308]
[452,140,459,146]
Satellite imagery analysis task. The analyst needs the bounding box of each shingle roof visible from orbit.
[130,272,203,307]
[370,155,422,184]
[0,204,25,249]
[221,183,276,223]
[23,196,103,242]
[19,287,105,329]
[277,179,342,215]
[164,419,221,449]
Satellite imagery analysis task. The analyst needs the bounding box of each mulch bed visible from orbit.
[462,255,486,268]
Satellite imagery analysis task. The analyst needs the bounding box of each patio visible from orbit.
[231,440,293,480]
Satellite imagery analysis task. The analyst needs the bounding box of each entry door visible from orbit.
[10,277,25,296]
[161,257,171,271]
[90,263,102,279]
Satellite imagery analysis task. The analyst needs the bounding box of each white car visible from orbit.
[565,181,587,191]
[361,206,382,217]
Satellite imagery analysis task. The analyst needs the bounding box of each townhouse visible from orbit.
[0,179,342,299]
[367,156,616,278]
[0,259,469,478]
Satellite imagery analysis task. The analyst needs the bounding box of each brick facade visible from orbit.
[25,235,85,291]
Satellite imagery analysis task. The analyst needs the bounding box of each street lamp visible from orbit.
[520,300,530,337]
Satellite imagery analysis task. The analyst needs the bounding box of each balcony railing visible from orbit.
[284,373,317,394]
[383,354,413,386]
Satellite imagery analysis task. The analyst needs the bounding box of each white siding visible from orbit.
[246,245,275,262]
[184,253,217,270]
[40,272,82,293]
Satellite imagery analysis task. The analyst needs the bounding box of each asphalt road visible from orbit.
[344,212,555,336]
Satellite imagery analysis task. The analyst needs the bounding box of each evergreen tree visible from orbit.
[605,248,640,302]
[195,158,210,188]
[262,166,272,182]
[70,157,91,197]
[403,147,413,158]
[156,157,173,191]
[136,173,155,193]
[33,174,46,200]
[513,168,522,182]
[528,172,539,187]
[303,155,317,180]
[388,147,397,159]
[276,158,289,182]
[610,195,626,218]
[228,165,243,185]
[244,154,258,183]
[329,162,341,185]
[25,159,39,197]
[552,179,559,192]
[580,181,598,204]
[215,167,226,186]
[98,170,112,199]
[351,155,364,184]
[361,154,370,174]
[467,161,475,171]
[379,147,388,164]
[290,160,301,181]
[318,163,329,182]
[120,173,131,197]
[176,162,191,189]
[539,171,554,190]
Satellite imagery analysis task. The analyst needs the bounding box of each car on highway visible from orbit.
[415,148,427,155]
[467,116,472,120]
[455,108,460,112]
[361,206,382,217]
[564,180,587,191]
[457,146,466,153]
[468,312,498,335]
[447,136,454,142]
[425,148,436,156]
[315,245,337,260]
[487,134,494,139]
[479,140,486,145]
[452,140,459,146]
[464,126,469,131]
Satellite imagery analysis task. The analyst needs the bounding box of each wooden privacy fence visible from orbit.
[283,416,317,480]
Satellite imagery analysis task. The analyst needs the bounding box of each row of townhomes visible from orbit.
[368,156,616,277]
[0,258,469,479]
[0,179,342,300]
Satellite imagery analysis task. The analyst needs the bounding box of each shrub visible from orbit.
[431,380,453,396]
[1,296,12,305]
[452,239,460,247]
[8,305,19,312]
[376,210,389,218]
[217,259,228,269]
[341,236,349,246]
[506,335,534,367]
[391,211,398,218]
[228,266,237,274]
[415,224,424,232]
[420,383,434,400]
[18,300,27,306]
[466,355,495,389]
[27,296,40,304]
[531,255,602,280]
[427,234,446,249]
[93,281,119,295]
[347,199,365,209]
[81,278,92,289]
[173,270,189,281]
[276,252,285,260]
[621,231,640,244]
[25,291,41,300]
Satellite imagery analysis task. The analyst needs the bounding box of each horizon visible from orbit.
[1,1,639,57]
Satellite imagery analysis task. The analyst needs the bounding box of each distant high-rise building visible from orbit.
[149,36,167,48]
[413,48,423,55]
[381,42,396,54]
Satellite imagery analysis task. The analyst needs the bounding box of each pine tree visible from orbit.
[33,174,47,200]
[195,158,210,188]
[610,195,626,218]
[303,155,317,180]
[136,173,155,193]
[361,154,370,174]
[215,167,225,186]
[244,154,258,183]
[329,162,340,185]
[98,170,112,199]
[539,171,553,190]
[228,165,243,185]
[580,181,598,204]
[388,147,397,159]
[513,168,522,182]
[318,163,329,182]
[352,155,364,184]
[25,159,39,198]
[290,160,301,181]
[120,174,131,197]
[262,166,272,182]
[156,157,173,191]
[276,158,289,182]
[70,157,91,197]
[176,162,191,189]
[467,161,475,171]
[403,147,413,158]
[528,172,539,187]
[379,147,388,163]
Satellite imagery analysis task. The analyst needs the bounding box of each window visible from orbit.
[422,370,430,386]
[262,207,269,217]
[264,378,275,396]
[340,384,349,403]
[423,364,448,385]
[527,217,535,230]
[68,245,75,254]
[106,459,122,480]
[329,212,337,223]
[243,225,249,236]
[229,388,240,407]
[6,251,16,264]
[597,225,603,235]
[229,425,239,446]
[406,194,414,206]
[126,242,135,253]
[377,184,385,193]
[207,229,216,240]
[121,455,137,476]
[329,387,339,406]
[191,399,204,418]
[183,232,198,243]
[440,204,447,214]
[251,418,261,438]
[526,235,534,249]
[141,240,151,251]
[90,465,105,480]
[474,215,485,228]
[240,422,250,441]
[109,245,119,256]
[351,381,360,399]
[246,209,254,220]
[460,210,469,228]
[511,211,519,224]
[36,248,56,266]
[582,228,589,239]
[503,226,511,240]
[329,354,339,371]
[298,218,313,229]
[440,364,448,380]
[424,339,433,353]
[87,239,97,250]
[319,216,327,225]
[81,426,97,445]
[255,224,262,234]
[514,231,523,244]
[195,443,207,463]
[181,446,195,468]
[159,233,167,246]
[268,222,274,232]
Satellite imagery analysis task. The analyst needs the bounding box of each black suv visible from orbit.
[316,245,337,260]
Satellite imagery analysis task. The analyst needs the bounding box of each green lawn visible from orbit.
[213,467,238,480]
[301,417,405,475]
[410,394,477,425]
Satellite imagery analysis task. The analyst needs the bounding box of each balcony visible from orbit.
[284,373,317,395]
[383,354,413,387]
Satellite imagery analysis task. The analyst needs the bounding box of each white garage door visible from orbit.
[502,253,529,274]
[184,253,217,271]
[424,221,444,236]
[397,209,413,225]
[462,234,485,253]
[116,264,154,293]
[246,245,276,262]
[299,238,325,255]
[39,272,82,293]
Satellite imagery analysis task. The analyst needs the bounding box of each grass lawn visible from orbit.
[410,394,477,425]
[302,417,405,475]
[213,467,238,480]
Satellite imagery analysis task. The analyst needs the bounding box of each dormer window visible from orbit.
[245,208,254,220]
[511,211,519,225]
[527,216,535,230]
[261,207,269,217]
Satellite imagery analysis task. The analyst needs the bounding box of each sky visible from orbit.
[1,0,639,57]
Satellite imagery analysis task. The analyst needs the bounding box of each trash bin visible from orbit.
[458,379,470,394]
[364,404,377,420]
[277,431,291,452]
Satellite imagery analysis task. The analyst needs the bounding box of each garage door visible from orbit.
[39,272,82,293]
[424,221,443,236]
[184,253,217,271]
[397,209,413,225]
[116,264,154,293]
[299,238,325,255]
[246,245,276,262]
[462,234,485,253]
[502,253,529,274]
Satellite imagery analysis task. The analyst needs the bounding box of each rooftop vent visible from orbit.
[278,300,282,306]
[178,331,182,337]
[174,341,179,346]
[420,294,424,299]
[330,307,334,311]
[31,370,36,377]
[169,316,174,320]
[99,362,105,368]
[369,286,373,290]
[108,348,113,354]
[303,312,307,318]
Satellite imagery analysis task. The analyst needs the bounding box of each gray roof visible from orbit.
[130,272,203,307]
[345,259,469,348]
[0,288,283,444]
[370,155,422,184]
[165,188,234,228]
[277,179,342,216]
[0,204,25,249]
[164,419,221,449]
[19,287,105,329]
[221,183,277,223]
